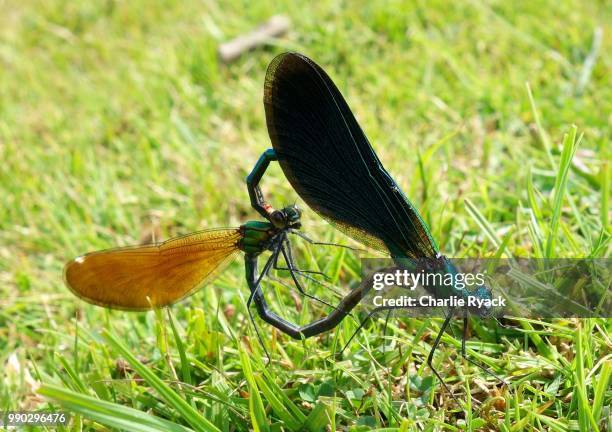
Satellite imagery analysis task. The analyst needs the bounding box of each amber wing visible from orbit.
[64,228,242,310]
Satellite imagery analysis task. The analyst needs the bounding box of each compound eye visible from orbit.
[270,210,286,227]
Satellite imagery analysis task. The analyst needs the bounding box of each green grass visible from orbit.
[1,0,610,430]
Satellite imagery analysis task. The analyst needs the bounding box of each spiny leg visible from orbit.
[427,310,461,405]
[493,316,510,329]
[281,234,349,301]
[243,255,370,342]
[245,251,278,363]
[289,228,364,252]
[280,234,358,322]
[246,251,308,340]
[382,309,394,423]
[273,235,330,279]
[274,250,338,294]
[276,267,330,279]
[256,238,284,287]
[271,233,341,309]
[382,309,393,355]
[461,315,508,386]
[246,245,348,341]
[279,267,330,278]
[245,243,284,361]
[265,269,351,320]
[286,232,362,302]
[246,239,319,358]
[279,239,337,310]
[382,309,394,376]
[266,259,322,312]
[338,305,461,404]
[338,305,401,355]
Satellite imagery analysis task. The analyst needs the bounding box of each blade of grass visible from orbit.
[238,345,269,432]
[576,26,603,95]
[526,166,542,220]
[573,324,600,432]
[39,384,194,432]
[464,198,501,251]
[56,353,88,394]
[303,400,332,431]
[260,368,306,422]
[600,161,608,232]
[167,309,193,387]
[254,374,303,429]
[545,126,578,258]
[592,360,611,423]
[102,329,220,432]
[526,83,555,170]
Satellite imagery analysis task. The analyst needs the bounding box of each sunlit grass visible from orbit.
[1,0,610,430]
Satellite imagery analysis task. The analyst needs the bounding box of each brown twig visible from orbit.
[218,15,291,63]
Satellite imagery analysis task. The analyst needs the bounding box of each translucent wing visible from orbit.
[64,228,242,310]
[264,52,438,258]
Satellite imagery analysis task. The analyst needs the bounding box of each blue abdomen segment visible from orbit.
[393,255,492,316]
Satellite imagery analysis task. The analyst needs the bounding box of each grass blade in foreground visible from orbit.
[238,345,270,432]
[545,125,579,258]
[102,329,220,432]
[254,374,305,429]
[38,384,194,432]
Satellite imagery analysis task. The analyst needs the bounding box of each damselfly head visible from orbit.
[270,205,302,229]
[283,205,302,227]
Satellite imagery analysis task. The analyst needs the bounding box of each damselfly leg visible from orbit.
[460,314,508,386]
[427,310,460,403]
[245,250,279,362]
[246,149,357,327]
[245,252,366,340]
[289,229,364,253]
[337,305,400,355]
[333,304,460,402]
[338,304,507,404]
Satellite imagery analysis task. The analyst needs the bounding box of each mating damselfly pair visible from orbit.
[64,52,506,399]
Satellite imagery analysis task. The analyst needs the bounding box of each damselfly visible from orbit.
[251,52,507,396]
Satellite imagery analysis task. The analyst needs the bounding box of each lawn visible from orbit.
[0,0,610,430]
